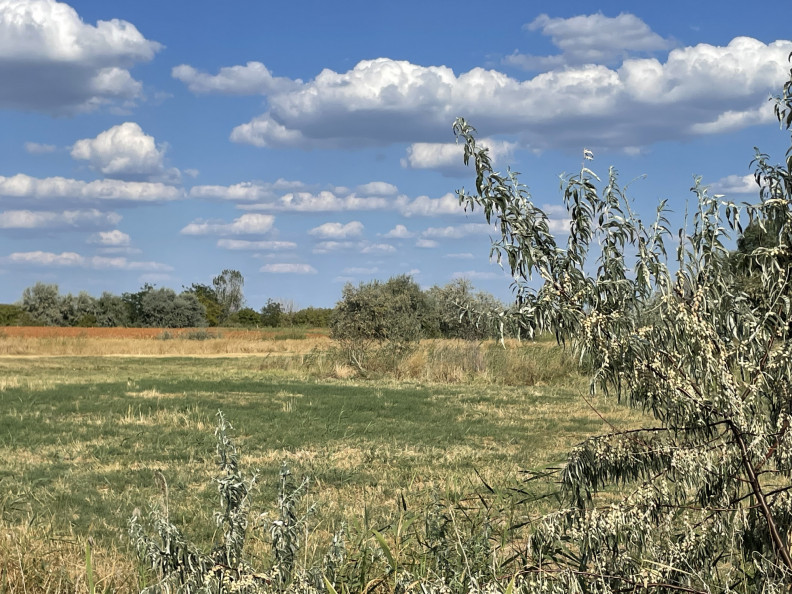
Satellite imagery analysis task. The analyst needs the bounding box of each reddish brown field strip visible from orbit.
[0,326,326,339]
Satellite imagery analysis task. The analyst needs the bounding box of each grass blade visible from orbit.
[372,530,396,573]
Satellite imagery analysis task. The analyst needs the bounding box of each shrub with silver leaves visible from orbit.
[452,55,792,593]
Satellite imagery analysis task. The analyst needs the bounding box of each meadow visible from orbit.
[0,329,644,592]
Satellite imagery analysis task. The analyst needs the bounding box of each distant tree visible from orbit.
[122,283,155,327]
[172,292,207,328]
[278,299,297,326]
[96,292,130,327]
[138,288,206,328]
[0,304,35,326]
[230,307,261,327]
[20,282,63,326]
[292,306,333,328]
[259,299,283,327]
[184,283,224,326]
[60,291,98,327]
[213,269,245,319]
[138,287,175,327]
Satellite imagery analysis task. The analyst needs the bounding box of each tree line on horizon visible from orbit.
[0,269,510,341]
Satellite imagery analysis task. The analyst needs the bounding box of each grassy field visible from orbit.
[0,331,644,592]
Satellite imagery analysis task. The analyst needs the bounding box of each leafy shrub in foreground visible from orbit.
[448,57,792,592]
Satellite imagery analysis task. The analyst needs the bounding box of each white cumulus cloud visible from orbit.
[172,61,300,95]
[260,263,317,274]
[710,174,759,196]
[0,174,184,203]
[241,190,389,212]
[343,266,379,275]
[190,179,307,202]
[215,35,791,151]
[313,240,395,254]
[505,12,672,70]
[452,270,505,281]
[0,0,161,113]
[308,221,364,239]
[396,193,467,217]
[5,250,171,271]
[234,187,472,218]
[383,224,414,238]
[312,241,357,253]
[401,139,516,176]
[90,256,172,271]
[0,209,120,229]
[71,122,180,182]
[355,181,399,196]
[422,223,495,239]
[7,250,84,266]
[181,213,275,236]
[361,243,395,254]
[690,105,776,134]
[217,239,297,250]
[24,141,56,154]
[89,229,130,246]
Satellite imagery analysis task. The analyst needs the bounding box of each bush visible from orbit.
[0,304,35,326]
[137,288,207,328]
[130,413,335,593]
[425,279,504,340]
[331,275,429,372]
[448,61,792,592]
[182,329,221,340]
[228,307,261,327]
[291,306,333,328]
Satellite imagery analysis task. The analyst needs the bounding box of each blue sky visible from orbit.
[1,0,791,309]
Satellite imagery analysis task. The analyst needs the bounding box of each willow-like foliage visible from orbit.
[453,58,792,593]
[130,412,263,593]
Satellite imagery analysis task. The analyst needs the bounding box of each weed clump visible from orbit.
[130,412,342,594]
[130,411,261,592]
[129,413,527,594]
[183,329,221,341]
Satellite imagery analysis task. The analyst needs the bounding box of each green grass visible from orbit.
[0,352,643,591]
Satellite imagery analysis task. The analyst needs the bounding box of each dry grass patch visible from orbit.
[1,524,140,594]
[118,403,214,430]
[0,340,649,593]
[0,328,331,357]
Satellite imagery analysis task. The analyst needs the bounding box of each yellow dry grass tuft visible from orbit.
[1,525,139,594]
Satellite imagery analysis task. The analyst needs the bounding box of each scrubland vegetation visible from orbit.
[3,56,792,594]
